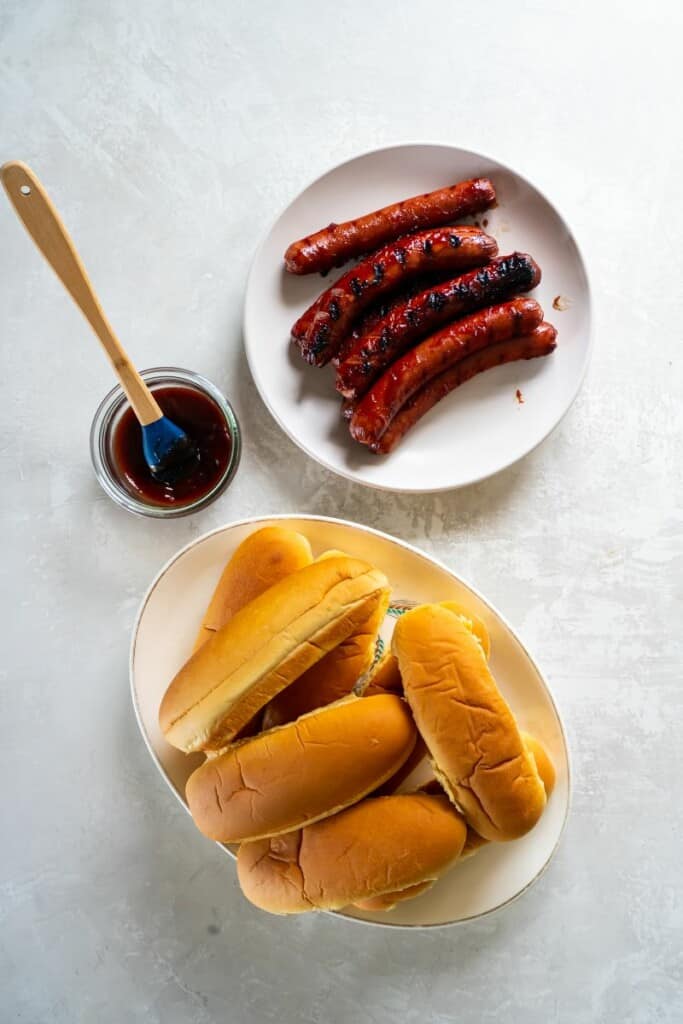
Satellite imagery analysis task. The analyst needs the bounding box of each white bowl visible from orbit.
[130,515,570,928]
[244,142,592,492]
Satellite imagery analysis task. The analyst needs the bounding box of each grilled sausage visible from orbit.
[294,254,488,349]
[331,273,453,367]
[335,253,541,400]
[292,227,498,366]
[369,324,558,454]
[284,177,496,276]
[349,299,544,446]
[332,296,397,366]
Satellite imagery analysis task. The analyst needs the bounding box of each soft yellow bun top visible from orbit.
[160,555,389,752]
[393,603,546,841]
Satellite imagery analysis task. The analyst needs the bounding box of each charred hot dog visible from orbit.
[335,253,541,400]
[369,324,558,454]
[349,298,544,447]
[331,272,455,367]
[284,177,496,276]
[293,226,498,366]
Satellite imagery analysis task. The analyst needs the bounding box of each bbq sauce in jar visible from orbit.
[111,385,233,507]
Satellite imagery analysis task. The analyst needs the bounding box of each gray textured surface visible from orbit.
[1,1,682,1021]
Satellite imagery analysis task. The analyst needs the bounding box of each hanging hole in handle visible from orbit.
[20,185,31,196]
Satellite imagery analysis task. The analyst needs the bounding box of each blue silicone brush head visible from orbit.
[141,416,198,484]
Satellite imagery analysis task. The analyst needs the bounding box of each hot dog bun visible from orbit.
[393,604,546,841]
[359,733,557,912]
[361,603,489,798]
[261,587,388,729]
[362,598,489,702]
[362,651,402,695]
[186,694,416,842]
[372,736,429,796]
[522,733,556,798]
[354,881,433,913]
[192,527,313,652]
[159,556,390,752]
[419,733,556,861]
[363,653,429,797]
[439,601,490,658]
[461,735,556,856]
[364,602,488,798]
[237,793,467,915]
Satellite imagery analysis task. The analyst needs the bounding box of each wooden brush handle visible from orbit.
[1,161,162,425]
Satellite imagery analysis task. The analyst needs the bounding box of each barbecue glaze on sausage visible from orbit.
[293,226,498,366]
[331,272,454,367]
[284,177,496,276]
[335,253,541,400]
[349,298,544,446]
[369,324,557,454]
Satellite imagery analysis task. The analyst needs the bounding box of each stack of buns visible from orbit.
[158,525,556,917]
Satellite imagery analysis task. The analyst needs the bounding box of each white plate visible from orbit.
[130,515,570,929]
[244,143,592,492]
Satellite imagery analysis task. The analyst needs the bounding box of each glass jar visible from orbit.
[90,367,241,519]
